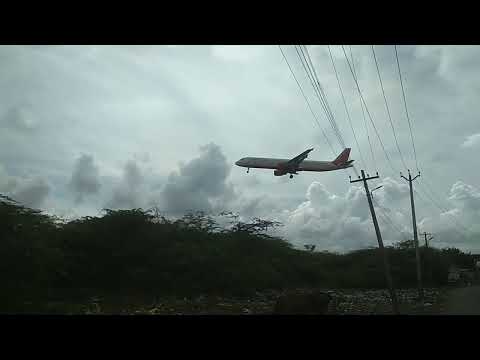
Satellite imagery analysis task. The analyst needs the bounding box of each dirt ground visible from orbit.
[11,288,445,315]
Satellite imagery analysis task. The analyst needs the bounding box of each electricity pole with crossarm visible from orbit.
[350,170,399,314]
[401,170,423,303]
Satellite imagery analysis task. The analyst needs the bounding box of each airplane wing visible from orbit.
[286,148,314,167]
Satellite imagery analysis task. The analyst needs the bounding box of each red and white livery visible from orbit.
[235,148,354,179]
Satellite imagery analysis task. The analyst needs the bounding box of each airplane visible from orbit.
[235,148,354,179]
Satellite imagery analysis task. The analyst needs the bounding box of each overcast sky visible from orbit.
[1,45,479,253]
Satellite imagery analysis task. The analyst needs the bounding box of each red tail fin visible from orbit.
[333,148,351,166]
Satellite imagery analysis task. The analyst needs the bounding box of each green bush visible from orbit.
[0,195,474,308]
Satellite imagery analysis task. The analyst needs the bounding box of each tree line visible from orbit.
[0,194,474,311]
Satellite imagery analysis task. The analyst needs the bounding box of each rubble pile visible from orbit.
[79,288,444,314]
[326,288,442,314]
[135,295,276,315]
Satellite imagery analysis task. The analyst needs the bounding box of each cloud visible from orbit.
[0,164,17,193]
[1,45,480,252]
[211,45,267,63]
[69,154,101,203]
[124,160,142,188]
[415,181,480,248]
[448,181,480,212]
[0,163,50,208]
[160,143,235,215]
[106,160,145,210]
[1,105,38,133]
[276,181,391,252]
[133,152,151,163]
[265,177,431,252]
[378,177,410,203]
[11,178,50,209]
[461,133,480,148]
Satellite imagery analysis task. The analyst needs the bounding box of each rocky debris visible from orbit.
[324,288,442,314]
[72,288,444,315]
[274,290,331,314]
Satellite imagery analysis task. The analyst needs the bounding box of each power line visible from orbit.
[297,45,346,149]
[327,45,368,170]
[416,179,471,234]
[370,186,412,243]
[347,47,398,182]
[347,46,468,249]
[345,46,420,255]
[350,45,376,171]
[282,44,465,253]
[295,46,344,148]
[390,47,468,242]
[294,45,358,178]
[350,170,399,314]
[286,45,461,248]
[417,181,468,233]
[413,186,469,244]
[371,45,409,171]
[372,45,428,296]
[342,45,408,238]
[341,45,396,174]
[373,197,405,236]
[294,46,331,128]
[302,45,343,141]
[392,169,471,243]
[410,161,471,239]
[401,170,424,301]
[278,45,337,158]
[388,47,463,241]
[373,197,409,242]
[395,45,420,172]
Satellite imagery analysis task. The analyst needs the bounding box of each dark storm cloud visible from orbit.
[124,160,142,188]
[12,178,50,209]
[160,143,235,214]
[69,154,101,204]
[106,160,144,210]
[0,163,50,208]
[107,189,142,210]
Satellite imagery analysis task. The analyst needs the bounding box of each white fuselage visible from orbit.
[235,157,349,172]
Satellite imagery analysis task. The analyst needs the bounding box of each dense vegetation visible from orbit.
[0,194,475,312]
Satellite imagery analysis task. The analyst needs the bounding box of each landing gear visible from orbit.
[289,174,293,179]
[247,168,250,174]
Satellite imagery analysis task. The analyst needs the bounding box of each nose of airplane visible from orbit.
[235,160,240,166]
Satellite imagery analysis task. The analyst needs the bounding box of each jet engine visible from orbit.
[274,169,287,176]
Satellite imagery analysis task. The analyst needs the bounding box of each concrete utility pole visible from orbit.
[420,232,433,248]
[350,170,399,314]
[401,170,423,303]
[420,232,434,287]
